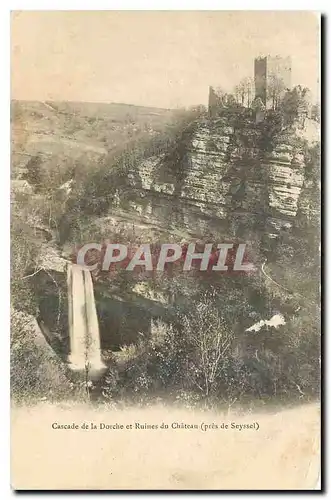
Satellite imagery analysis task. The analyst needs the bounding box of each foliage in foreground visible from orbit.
[100,290,320,408]
[11,309,84,404]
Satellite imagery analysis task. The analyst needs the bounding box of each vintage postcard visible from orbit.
[11,10,321,490]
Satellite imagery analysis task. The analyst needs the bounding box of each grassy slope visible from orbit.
[11,99,174,177]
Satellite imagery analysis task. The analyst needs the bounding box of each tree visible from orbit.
[225,93,239,108]
[235,81,246,106]
[244,77,254,107]
[267,74,286,110]
[22,155,42,189]
[280,85,312,127]
[311,103,320,123]
[181,292,233,397]
[235,78,254,107]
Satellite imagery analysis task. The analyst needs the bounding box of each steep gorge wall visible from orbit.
[125,113,306,239]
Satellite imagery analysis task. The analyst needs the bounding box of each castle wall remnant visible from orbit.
[208,86,226,117]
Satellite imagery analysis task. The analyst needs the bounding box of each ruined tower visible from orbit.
[254,55,292,109]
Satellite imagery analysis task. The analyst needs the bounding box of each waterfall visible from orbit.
[67,263,106,379]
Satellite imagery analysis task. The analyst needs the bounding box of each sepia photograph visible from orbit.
[10,10,321,490]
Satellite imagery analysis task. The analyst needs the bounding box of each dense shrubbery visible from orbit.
[10,310,79,403]
[11,215,40,315]
[100,284,320,407]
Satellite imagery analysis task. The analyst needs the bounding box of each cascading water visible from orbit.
[67,263,106,379]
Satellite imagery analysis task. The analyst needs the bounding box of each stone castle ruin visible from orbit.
[254,55,292,109]
[209,54,292,113]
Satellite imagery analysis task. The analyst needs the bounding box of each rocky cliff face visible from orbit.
[125,113,307,240]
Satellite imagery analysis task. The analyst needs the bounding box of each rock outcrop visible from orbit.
[124,113,307,240]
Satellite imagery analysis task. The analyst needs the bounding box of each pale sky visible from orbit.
[11,11,320,108]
